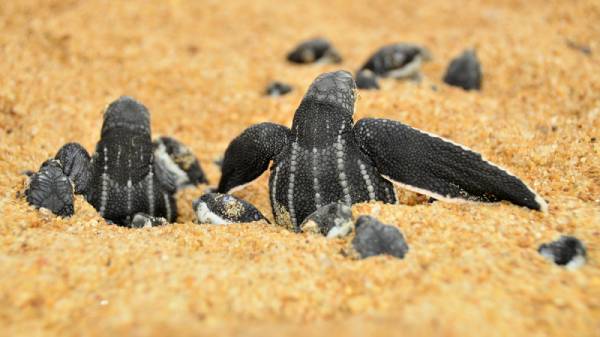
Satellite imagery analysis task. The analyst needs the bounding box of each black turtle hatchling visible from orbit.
[28,97,179,226]
[443,49,482,91]
[538,236,587,269]
[287,38,342,64]
[300,202,354,238]
[360,43,431,80]
[355,69,380,90]
[153,136,208,191]
[265,81,293,96]
[217,70,547,230]
[130,213,168,228]
[351,215,409,259]
[193,193,268,224]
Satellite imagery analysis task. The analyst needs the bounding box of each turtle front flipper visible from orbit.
[148,171,178,223]
[353,118,548,212]
[152,152,178,194]
[217,122,291,193]
[55,142,92,196]
[25,159,74,217]
[152,136,208,192]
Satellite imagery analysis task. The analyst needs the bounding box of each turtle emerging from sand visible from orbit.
[217,70,548,230]
[360,43,431,81]
[287,38,342,64]
[193,193,268,225]
[26,96,206,226]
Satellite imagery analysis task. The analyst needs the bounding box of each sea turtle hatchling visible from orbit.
[287,38,342,64]
[538,235,587,269]
[360,43,431,80]
[300,202,354,238]
[443,49,482,91]
[130,213,168,228]
[153,136,208,191]
[355,69,380,90]
[265,81,293,97]
[27,96,207,226]
[351,215,409,259]
[217,70,548,230]
[193,193,268,224]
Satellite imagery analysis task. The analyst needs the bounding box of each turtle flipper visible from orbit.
[153,136,208,191]
[25,159,74,217]
[217,122,290,193]
[353,118,547,212]
[55,142,92,196]
[152,150,178,194]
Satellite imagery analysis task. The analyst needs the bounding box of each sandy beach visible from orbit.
[0,0,599,336]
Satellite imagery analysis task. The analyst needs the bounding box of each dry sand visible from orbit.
[1,0,599,336]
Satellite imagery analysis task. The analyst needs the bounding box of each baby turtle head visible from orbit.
[101,96,151,136]
[355,69,380,90]
[443,49,482,91]
[286,38,342,64]
[304,70,357,114]
[351,216,409,259]
[292,70,357,145]
[193,193,267,224]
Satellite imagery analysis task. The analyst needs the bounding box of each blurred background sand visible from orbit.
[0,0,599,336]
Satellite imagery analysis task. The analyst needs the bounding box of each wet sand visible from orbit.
[0,0,599,336]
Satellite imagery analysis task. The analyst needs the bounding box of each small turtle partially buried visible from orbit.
[25,159,74,217]
[217,70,547,230]
[355,69,380,90]
[443,49,482,91]
[265,81,293,97]
[351,216,409,259]
[193,193,268,224]
[360,43,431,80]
[300,202,354,238]
[26,96,192,226]
[287,38,342,64]
[130,213,168,228]
[153,136,208,191]
[538,236,587,269]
